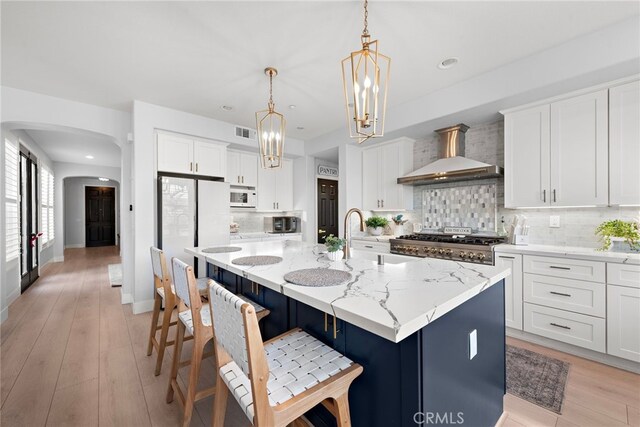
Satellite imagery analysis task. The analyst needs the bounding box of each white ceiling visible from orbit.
[23,129,121,168]
[2,2,638,140]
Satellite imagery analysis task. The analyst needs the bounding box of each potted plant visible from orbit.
[365,216,389,236]
[324,234,347,261]
[392,214,408,237]
[595,219,640,252]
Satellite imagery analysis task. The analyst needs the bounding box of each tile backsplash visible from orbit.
[231,211,302,233]
[421,183,497,231]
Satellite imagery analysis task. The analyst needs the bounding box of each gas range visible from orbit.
[390,227,507,265]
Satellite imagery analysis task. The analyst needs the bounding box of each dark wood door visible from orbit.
[19,149,39,292]
[317,179,338,243]
[85,186,116,247]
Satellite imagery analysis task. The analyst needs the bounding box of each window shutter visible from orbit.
[5,139,20,261]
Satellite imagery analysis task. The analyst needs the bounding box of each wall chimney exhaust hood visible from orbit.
[397,124,503,186]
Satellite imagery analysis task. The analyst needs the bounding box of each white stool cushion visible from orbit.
[179,292,267,335]
[156,277,210,300]
[219,329,354,422]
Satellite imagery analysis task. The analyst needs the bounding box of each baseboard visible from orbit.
[120,291,133,305]
[132,299,155,314]
[65,244,85,249]
[507,328,640,374]
[52,256,64,263]
[0,307,8,324]
[7,288,20,306]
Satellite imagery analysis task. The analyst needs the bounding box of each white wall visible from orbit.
[0,128,55,322]
[131,101,305,313]
[64,177,120,248]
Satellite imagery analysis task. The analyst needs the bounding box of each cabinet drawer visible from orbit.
[523,255,605,283]
[607,263,640,289]
[350,240,390,253]
[524,303,605,352]
[524,273,605,317]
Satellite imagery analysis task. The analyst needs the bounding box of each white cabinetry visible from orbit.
[550,90,608,207]
[495,253,523,330]
[504,106,550,208]
[607,285,640,362]
[503,78,639,208]
[157,132,227,178]
[227,151,258,187]
[362,138,413,211]
[257,159,293,211]
[609,80,640,205]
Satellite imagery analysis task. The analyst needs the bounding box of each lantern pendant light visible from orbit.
[256,67,286,169]
[342,0,390,144]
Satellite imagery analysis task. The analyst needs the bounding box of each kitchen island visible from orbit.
[186,240,511,427]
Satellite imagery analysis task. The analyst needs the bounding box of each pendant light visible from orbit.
[341,0,390,143]
[256,67,286,169]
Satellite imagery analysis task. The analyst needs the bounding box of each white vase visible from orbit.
[609,237,634,253]
[326,250,343,261]
[368,226,383,236]
[394,224,405,237]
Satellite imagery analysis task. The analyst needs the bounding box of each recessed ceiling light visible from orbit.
[296,126,305,130]
[85,155,94,159]
[98,177,109,182]
[221,105,234,111]
[437,57,459,70]
[289,104,297,110]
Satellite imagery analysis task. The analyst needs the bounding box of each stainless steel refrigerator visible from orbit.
[158,175,230,277]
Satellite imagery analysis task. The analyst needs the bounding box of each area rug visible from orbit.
[506,345,570,414]
[108,263,122,287]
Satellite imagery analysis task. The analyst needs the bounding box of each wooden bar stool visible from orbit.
[208,283,363,427]
[167,259,270,427]
[147,247,210,376]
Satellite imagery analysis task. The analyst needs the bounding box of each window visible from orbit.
[5,139,19,261]
[40,166,55,245]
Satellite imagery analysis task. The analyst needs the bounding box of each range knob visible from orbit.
[423,247,430,253]
[477,253,486,261]
[467,252,476,259]
[429,247,437,254]
[459,251,467,258]
[438,248,445,255]
[444,249,453,256]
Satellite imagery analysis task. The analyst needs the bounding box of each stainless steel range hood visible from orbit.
[397,124,503,186]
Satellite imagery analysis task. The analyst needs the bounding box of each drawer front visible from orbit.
[523,255,605,283]
[524,303,605,352]
[350,240,390,253]
[524,273,605,317]
[607,263,640,288]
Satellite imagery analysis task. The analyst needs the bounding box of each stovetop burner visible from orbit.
[396,234,506,246]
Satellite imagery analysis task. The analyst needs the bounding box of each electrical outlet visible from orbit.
[549,215,560,228]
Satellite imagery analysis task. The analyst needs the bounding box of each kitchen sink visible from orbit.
[348,250,413,265]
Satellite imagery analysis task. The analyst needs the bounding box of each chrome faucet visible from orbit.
[343,208,365,259]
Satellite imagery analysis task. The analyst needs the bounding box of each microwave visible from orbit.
[230,188,256,208]
[265,216,299,233]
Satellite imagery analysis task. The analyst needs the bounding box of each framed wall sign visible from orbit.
[317,165,338,178]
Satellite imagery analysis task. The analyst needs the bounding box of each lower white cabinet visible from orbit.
[495,253,523,330]
[607,285,640,362]
[524,303,606,353]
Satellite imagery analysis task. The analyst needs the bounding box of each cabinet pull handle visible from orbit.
[190,162,193,172]
[242,176,244,184]
[277,202,279,209]
[377,200,380,208]
[553,189,557,203]
[364,245,373,248]
[543,189,546,203]
[550,322,571,330]
[238,175,241,183]
[195,163,198,172]
[498,255,515,259]
[550,291,572,297]
[549,266,570,270]
[381,199,384,208]
[324,313,328,333]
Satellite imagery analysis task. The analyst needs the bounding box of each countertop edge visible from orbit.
[495,244,640,265]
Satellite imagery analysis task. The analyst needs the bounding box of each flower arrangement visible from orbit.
[595,219,640,251]
[392,214,408,225]
[324,234,347,253]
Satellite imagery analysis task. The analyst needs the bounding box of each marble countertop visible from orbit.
[495,243,640,265]
[186,240,510,343]
[350,234,394,242]
[230,232,302,240]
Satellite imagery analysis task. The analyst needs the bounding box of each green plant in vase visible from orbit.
[365,216,389,236]
[324,234,347,261]
[595,219,640,251]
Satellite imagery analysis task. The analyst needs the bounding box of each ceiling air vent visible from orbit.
[234,126,257,140]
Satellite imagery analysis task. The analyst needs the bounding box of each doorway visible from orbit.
[317,178,339,243]
[85,186,116,247]
[19,147,39,292]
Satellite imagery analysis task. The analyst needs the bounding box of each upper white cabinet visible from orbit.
[227,150,258,187]
[504,105,550,208]
[362,138,413,211]
[257,159,293,211]
[157,132,227,178]
[503,78,640,208]
[609,80,640,205]
[550,90,608,207]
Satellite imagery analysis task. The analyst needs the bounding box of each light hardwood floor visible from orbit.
[1,247,638,427]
